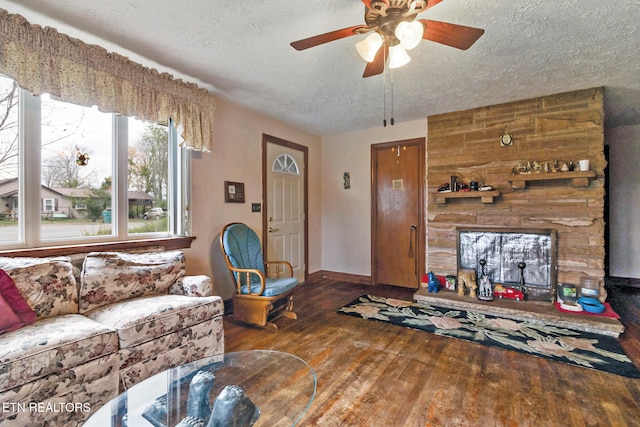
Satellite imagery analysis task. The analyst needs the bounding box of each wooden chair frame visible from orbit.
[220,223,297,331]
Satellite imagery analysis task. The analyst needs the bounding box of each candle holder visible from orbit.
[518,262,527,297]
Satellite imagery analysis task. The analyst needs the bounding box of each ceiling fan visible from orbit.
[291,0,484,78]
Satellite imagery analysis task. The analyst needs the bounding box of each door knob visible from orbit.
[268,227,279,232]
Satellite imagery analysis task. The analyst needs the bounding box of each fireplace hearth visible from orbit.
[416,227,622,336]
[413,286,624,337]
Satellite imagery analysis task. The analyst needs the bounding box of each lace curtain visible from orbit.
[0,8,214,152]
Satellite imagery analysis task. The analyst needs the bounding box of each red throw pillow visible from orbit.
[0,292,23,333]
[0,269,36,325]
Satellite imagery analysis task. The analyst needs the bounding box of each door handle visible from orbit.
[268,227,280,232]
[409,224,418,279]
[408,225,416,258]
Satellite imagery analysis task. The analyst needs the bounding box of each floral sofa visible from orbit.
[0,250,224,427]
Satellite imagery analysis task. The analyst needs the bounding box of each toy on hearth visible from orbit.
[477,260,493,301]
[457,269,477,298]
[494,286,525,301]
[478,275,494,301]
[445,275,457,291]
[427,271,439,293]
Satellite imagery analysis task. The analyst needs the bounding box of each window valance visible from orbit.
[0,8,214,151]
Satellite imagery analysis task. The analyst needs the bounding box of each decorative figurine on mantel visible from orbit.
[427,271,439,293]
[477,259,494,301]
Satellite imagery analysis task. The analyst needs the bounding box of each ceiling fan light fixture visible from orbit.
[395,20,424,50]
[389,44,411,69]
[356,32,383,62]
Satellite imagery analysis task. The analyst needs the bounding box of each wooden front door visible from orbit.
[372,138,425,288]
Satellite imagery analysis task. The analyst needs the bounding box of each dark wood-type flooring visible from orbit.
[224,279,640,426]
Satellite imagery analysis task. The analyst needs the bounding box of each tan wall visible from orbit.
[184,98,322,299]
[427,88,605,287]
[320,120,428,277]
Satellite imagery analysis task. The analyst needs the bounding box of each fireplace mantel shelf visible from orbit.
[508,170,596,189]
[434,190,500,204]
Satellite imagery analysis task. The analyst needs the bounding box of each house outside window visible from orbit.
[0,73,190,248]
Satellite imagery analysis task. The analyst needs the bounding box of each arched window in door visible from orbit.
[272,154,299,175]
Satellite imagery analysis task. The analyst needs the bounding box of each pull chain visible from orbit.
[390,67,395,126]
[382,49,395,127]
[383,47,387,127]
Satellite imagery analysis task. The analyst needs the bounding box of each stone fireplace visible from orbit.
[416,87,621,335]
[425,87,606,297]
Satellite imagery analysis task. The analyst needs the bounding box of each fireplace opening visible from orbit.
[457,227,557,302]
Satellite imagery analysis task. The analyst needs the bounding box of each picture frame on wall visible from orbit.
[224,181,245,203]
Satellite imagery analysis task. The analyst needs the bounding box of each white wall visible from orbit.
[320,120,427,277]
[184,98,322,299]
[607,124,640,278]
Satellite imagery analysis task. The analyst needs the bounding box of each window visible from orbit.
[42,198,55,212]
[128,119,169,235]
[0,73,190,248]
[272,154,299,175]
[40,93,114,240]
[0,75,19,240]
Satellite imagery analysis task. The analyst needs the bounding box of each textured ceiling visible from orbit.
[1,0,639,135]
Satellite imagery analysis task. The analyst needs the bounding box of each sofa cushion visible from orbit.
[0,270,37,329]
[0,293,23,333]
[84,294,223,348]
[0,314,119,392]
[241,277,298,296]
[0,257,78,319]
[168,275,213,297]
[79,251,186,314]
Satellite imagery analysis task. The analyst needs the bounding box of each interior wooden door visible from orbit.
[372,138,425,288]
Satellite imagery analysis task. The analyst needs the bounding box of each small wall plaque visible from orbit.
[224,181,245,203]
[392,179,404,190]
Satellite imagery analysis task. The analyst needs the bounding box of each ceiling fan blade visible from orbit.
[419,19,484,50]
[291,25,369,51]
[423,0,445,11]
[363,44,388,78]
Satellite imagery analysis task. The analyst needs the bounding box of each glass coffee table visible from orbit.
[85,350,316,427]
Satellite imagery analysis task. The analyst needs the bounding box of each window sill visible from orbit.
[0,236,196,258]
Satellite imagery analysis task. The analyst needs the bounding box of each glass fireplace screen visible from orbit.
[457,228,557,301]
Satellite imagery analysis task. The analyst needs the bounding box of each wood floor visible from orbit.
[224,278,640,427]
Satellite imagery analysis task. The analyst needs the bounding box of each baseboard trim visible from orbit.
[309,270,372,285]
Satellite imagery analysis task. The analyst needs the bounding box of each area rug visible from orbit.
[338,295,640,379]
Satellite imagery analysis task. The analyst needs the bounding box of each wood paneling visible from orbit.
[224,279,640,426]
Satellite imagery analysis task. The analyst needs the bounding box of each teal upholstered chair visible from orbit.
[220,222,298,331]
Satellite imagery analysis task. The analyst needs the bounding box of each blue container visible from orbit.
[102,210,112,224]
